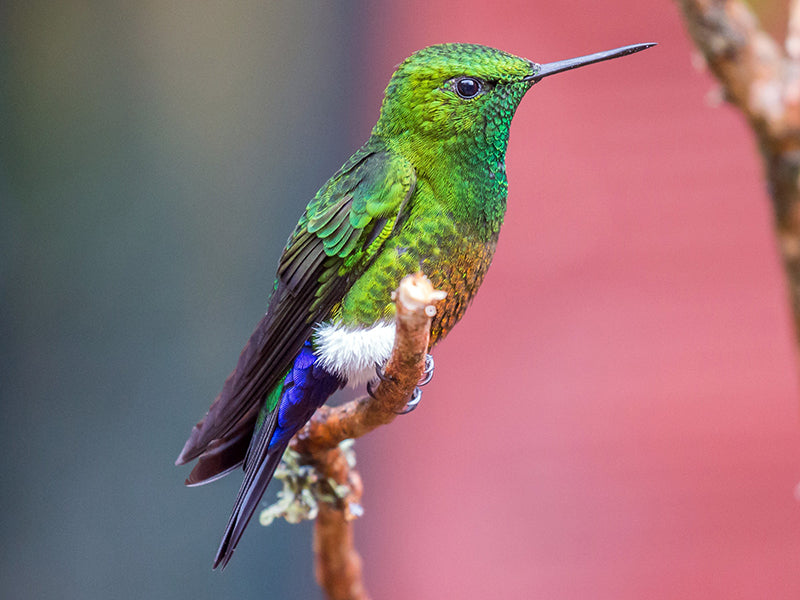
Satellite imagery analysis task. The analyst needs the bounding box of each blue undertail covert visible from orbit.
[270,341,342,448]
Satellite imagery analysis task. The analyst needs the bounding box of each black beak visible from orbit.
[524,43,656,83]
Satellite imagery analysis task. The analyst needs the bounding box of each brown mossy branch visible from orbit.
[310,446,366,600]
[677,0,800,346]
[289,272,446,600]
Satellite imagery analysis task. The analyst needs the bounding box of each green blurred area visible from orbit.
[0,2,368,598]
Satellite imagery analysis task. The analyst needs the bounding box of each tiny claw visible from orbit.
[375,362,392,382]
[394,387,422,415]
[367,362,394,400]
[418,354,434,387]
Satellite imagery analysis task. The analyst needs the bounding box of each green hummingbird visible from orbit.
[176,41,654,569]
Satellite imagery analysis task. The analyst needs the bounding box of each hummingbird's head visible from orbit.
[372,42,654,173]
[374,43,535,155]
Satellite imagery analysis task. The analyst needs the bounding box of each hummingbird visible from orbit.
[176,41,654,569]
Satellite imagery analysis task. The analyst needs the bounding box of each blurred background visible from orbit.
[2,1,799,598]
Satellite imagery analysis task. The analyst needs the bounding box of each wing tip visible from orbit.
[185,461,243,487]
[175,443,198,466]
[175,420,207,466]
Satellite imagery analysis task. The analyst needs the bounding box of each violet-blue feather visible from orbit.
[271,342,342,447]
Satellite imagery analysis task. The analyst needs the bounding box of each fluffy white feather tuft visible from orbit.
[313,321,396,386]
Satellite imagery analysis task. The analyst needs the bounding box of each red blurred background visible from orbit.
[356,2,800,598]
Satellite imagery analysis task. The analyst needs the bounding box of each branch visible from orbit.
[789,0,800,59]
[289,272,446,600]
[676,0,800,345]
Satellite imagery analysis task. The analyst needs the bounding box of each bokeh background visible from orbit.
[2,1,799,598]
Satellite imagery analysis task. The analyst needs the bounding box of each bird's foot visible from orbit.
[374,361,393,383]
[418,354,435,387]
[395,354,434,414]
[366,361,393,399]
[395,387,422,414]
[367,355,434,414]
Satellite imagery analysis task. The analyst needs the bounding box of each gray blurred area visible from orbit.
[0,2,369,598]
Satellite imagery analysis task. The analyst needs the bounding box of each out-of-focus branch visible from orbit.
[676,0,800,347]
[788,0,800,58]
[289,272,445,600]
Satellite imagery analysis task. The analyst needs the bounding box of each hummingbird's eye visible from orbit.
[454,77,482,99]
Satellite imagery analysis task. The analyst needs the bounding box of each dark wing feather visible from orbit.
[176,143,417,477]
[183,404,260,486]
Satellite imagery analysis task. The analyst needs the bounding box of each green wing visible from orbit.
[280,146,417,299]
[176,143,417,475]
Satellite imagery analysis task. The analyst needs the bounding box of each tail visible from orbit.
[212,342,343,569]
[212,392,282,570]
[214,438,286,569]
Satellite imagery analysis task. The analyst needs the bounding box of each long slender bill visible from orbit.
[525,42,656,83]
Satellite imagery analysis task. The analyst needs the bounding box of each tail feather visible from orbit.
[213,441,287,569]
